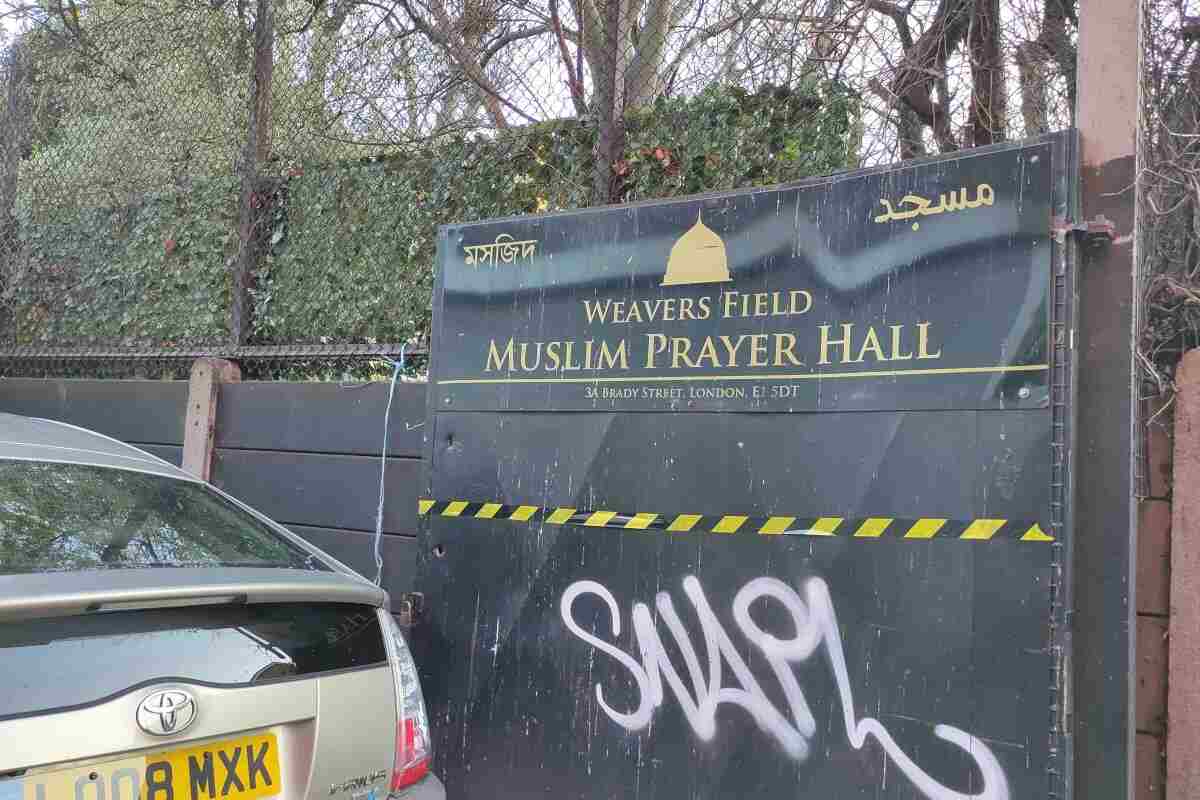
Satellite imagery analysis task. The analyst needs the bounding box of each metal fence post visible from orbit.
[1073,0,1143,797]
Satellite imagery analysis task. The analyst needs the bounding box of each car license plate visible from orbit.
[0,731,280,800]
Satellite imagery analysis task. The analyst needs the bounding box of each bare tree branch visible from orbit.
[549,0,588,114]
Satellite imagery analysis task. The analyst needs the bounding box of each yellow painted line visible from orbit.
[625,513,659,530]
[443,501,469,517]
[1021,523,1055,542]
[960,519,1006,540]
[712,515,748,534]
[759,516,796,534]
[510,505,539,521]
[437,364,1050,386]
[904,518,947,539]
[809,517,844,535]
[585,510,618,527]
[667,514,703,532]
[546,507,577,524]
[476,503,503,519]
[418,499,435,515]
[854,518,893,537]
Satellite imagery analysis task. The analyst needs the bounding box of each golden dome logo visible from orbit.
[661,211,732,287]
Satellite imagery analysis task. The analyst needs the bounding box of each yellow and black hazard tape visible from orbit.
[417,499,1054,542]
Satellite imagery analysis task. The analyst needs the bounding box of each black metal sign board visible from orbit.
[416,134,1074,800]
[433,144,1052,414]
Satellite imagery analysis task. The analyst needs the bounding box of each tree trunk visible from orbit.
[1015,41,1049,135]
[896,105,928,160]
[968,0,1005,146]
[624,0,671,109]
[887,0,973,154]
[231,0,274,346]
[0,42,33,342]
[1015,0,1076,134]
[0,44,30,249]
[1042,0,1076,113]
[1012,0,1080,137]
[592,0,626,205]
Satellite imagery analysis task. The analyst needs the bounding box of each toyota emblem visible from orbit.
[136,689,198,736]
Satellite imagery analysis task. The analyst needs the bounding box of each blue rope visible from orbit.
[374,345,405,586]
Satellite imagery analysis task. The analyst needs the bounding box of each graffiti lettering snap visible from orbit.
[561,576,1009,800]
[417,135,1073,800]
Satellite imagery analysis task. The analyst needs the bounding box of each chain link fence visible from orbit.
[1141,2,1200,394]
[0,0,1080,378]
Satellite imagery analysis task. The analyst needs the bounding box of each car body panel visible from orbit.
[309,667,396,799]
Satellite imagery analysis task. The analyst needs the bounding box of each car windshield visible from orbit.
[0,460,326,574]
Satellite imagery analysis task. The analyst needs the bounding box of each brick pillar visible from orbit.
[1168,349,1200,799]
[1138,393,1172,800]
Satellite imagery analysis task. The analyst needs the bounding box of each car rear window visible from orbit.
[0,602,387,719]
[0,460,323,574]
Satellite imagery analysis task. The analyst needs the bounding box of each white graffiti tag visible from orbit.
[560,576,1009,800]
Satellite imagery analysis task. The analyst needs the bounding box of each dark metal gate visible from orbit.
[415,132,1075,800]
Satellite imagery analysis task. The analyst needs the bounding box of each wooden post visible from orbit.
[1168,350,1200,799]
[182,358,241,481]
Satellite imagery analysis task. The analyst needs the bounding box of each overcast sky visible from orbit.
[1,5,25,43]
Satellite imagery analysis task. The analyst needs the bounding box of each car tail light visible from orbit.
[379,610,432,793]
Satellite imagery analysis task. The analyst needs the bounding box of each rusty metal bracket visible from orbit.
[396,591,425,628]
[1052,214,1116,248]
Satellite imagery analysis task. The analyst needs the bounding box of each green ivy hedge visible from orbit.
[8,82,857,349]
[11,177,239,347]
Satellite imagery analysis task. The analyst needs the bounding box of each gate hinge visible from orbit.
[396,591,425,627]
[1052,214,1116,247]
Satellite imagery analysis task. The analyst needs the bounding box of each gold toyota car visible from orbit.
[0,413,445,800]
